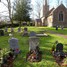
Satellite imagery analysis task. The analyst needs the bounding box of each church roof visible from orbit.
[47,8,55,16]
[48,4,67,16]
[55,4,66,10]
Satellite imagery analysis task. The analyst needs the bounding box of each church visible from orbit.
[39,0,67,27]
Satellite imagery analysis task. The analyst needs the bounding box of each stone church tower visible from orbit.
[42,0,49,26]
[43,0,49,17]
[40,0,67,27]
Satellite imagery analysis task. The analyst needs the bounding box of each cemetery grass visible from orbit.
[0,27,67,67]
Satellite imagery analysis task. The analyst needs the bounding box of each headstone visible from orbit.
[0,29,4,36]
[24,27,27,31]
[53,43,66,66]
[10,27,14,32]
[8,37,20,54]
[56,26,58,30]
[61,26,64,30]
[5,27,8,32]
[29,31,36,37]
[29,37,39,51]
[23,27,28,36]
[18,27,21,32]
[56,43,63,52]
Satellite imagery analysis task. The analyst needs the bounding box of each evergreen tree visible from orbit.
[13,0,31,27]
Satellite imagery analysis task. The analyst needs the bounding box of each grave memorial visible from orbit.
[18,27,21,32]
[8,36,20,55]
[52,42,66,66]
[29,31,36,37]
[26,31,42,62]
[10,27,14,32]
[29,31,38,51]
[0,29,4,36]
[22,27,28,36]
[56,26,58,30]
[5,27,8,32]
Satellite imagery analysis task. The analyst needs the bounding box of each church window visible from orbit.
[59,11,64,21]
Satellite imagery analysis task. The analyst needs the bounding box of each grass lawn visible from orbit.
[0,27,67,67]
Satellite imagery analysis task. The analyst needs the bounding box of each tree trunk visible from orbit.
[10,17,13,27]
[7,0,13,27]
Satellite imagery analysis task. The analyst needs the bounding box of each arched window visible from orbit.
[59,11,64,21]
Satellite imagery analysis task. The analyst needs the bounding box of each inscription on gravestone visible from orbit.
[8,37,20,54]
[29,37,39,51]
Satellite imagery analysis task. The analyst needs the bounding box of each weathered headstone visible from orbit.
[53,43,66,57]
[5,27,8,32]
[10,27,14,32]
[0,29,4,36]
[26,32,42,62]
[56,26,58,30]
[8,37,20,54]
[26,37,42,62]
[29,37,39,51]
[22,27,28,36]
[53,43,66,66]
[61,26,64,30]
[29,31,36,37]
[18,27,21,32]
[56,43,63,52]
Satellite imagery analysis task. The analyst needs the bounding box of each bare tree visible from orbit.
[35,1,41,19]
[0,0,13,26]
[6,0,13,26]
[34,0,43,19]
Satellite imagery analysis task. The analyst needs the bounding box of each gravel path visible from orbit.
[56,34,67,39]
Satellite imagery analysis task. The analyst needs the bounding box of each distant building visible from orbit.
[35,19,42,26]
[41,0,67,27]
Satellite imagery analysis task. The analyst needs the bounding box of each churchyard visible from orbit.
[0,27,67,67]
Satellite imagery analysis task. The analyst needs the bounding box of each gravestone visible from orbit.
[18,27,21,32]
[5,27,8,32]
[8,37,20,54]
[0,29,4,36]
[26,32,42,62]
[29,37,39,51]
[29,31,36,37]
[22,27,28,36]
[53,43,66,66]
[26,37,42,62]
[56,43,63,52]
[10,27,14,32]
[56,26,58,30]
[61,26,64,30]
